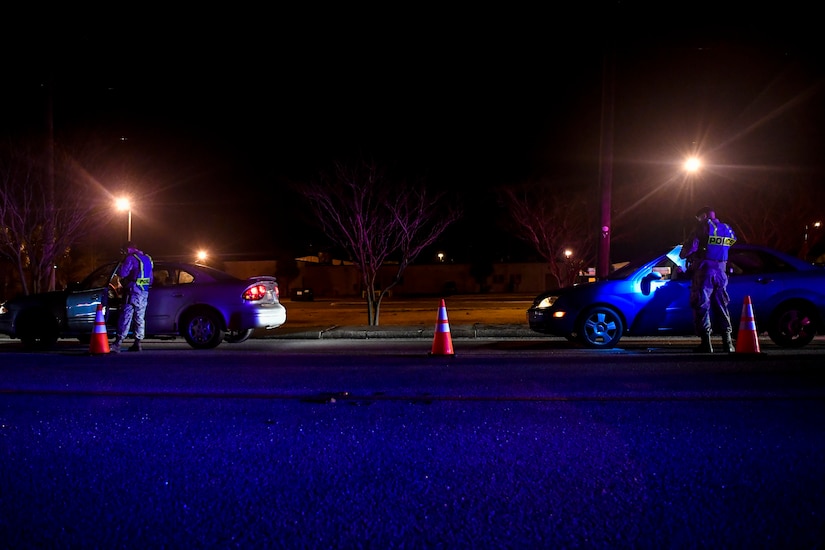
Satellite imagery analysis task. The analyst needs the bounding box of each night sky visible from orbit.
[3,6,823,264]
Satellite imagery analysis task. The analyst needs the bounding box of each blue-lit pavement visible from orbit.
[2,341,824,548]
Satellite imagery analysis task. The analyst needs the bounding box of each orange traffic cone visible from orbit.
[429,299,455,356]
[89,304,110,355]
[735,295,761,354]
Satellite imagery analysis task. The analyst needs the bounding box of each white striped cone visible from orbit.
[430,299,454,356]
[735,295,761,354]
[89,304,110,354]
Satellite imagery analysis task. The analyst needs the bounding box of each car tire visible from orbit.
[181,309,226,349]
[224,329,254,343]
[767,301,817,348]
[18,310,60,349]
[577,306,624,349]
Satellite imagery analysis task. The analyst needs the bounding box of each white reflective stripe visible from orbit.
[739,319,757,331]
[436,319,451,333]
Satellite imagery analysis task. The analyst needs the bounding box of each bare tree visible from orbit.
[715,180,825,257]
[300,161,461,325]
[498,181,597,289]
[0,142,109,295]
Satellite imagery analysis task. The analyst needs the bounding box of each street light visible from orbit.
[115,197,131,241]
[683,156,702,173]
[564,249,575,286]
[802,221,822,260]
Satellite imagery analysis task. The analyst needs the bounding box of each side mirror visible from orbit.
[641,271,662,296]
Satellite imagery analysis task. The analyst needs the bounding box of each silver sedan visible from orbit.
[0,261,287,349]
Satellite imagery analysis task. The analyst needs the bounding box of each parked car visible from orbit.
[0,260,287,350]
[527,243,825,349]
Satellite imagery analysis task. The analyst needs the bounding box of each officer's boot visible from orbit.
[111,337,122,354]
[127,339,142,352]
[721,331,735,353]
[693,332,713,353]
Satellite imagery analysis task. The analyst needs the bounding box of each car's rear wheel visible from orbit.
[577,306,624,349]
[181,309,226,349]
[18,310,60,349]
[767,302,817,348]
[225,329,254,343]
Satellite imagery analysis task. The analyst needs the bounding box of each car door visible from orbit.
[629,249,694,334]
[144,265,191,333]
[726,248,787,324]
[66,263,119,335]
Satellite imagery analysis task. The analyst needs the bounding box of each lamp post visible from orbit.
[802,221,822,260]
[115,198,132,242]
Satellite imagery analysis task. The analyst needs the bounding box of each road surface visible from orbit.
[2,341,824,548]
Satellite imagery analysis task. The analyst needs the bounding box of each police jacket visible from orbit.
[702,219,736,261]
[683,219,736,262]
[118,250,154,292]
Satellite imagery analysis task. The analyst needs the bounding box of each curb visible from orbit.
[259,324,543,340]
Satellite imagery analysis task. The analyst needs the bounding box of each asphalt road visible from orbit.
[2,340,824,548]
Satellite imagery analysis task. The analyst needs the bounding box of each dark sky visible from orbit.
[3,6,824,263]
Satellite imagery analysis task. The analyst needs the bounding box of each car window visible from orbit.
[152,267,193,285]
[650,257,679,281]
[78,263,118,291]
[728,249,796,276]
[153,268,172,286]
[609,250,682,280]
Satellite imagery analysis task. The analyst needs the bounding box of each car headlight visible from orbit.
[535,296,558,309]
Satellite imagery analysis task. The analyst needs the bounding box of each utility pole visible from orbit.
[597,49,615,280]
[45,75,57,291]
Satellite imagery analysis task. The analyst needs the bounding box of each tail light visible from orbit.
[242,284,268,301]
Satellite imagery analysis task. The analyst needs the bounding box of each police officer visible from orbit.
[679,207,737,353]
[111,241,154,353]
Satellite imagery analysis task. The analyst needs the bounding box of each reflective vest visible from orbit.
[703,219,736,261]
[124,252,154,291]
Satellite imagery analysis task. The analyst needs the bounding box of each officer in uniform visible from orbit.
[111,241,154,353]
[679,206,737,353]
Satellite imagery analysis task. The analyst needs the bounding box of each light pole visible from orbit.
[115,198,132,242]
[802,221,822,260]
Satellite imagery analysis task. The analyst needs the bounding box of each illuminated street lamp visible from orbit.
[598,153,702,279]
[115,197,132,241]
[196,250,208,263]
[802,221,822,259]
[683,156,702,173]
[564,249,575,286]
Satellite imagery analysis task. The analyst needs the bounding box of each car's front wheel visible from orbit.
[577,306,624,349]
[767,301,817,348]
[181,309,226,349]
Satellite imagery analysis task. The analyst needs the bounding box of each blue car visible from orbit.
[527,243,825,349]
